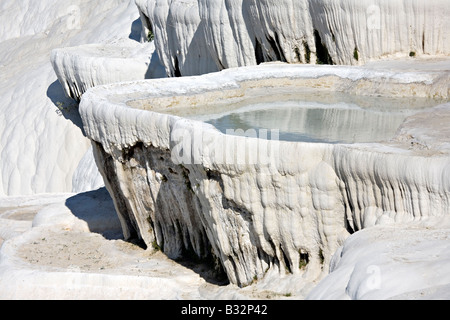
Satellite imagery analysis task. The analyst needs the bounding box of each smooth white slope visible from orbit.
[0,0,142,196]
[307,219,450,300]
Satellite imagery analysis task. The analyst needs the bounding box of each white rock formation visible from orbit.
[0,190,211,300]
[51,39,166,101]
[136,0,450,76]
[135,0,219,76]
[79,63,450,286]
[306,219,450,299]
[0,0,113,42]
[1,188,449,299]
[0,0,144,196]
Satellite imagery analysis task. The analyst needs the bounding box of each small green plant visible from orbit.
[353,47,359,61]
[151,240,161,251]
[303,41,311,64]
[55,101,77,116]
[319,248,324,265]
[299,250,309,270]
[409,51,416,57]
[294,47,301,63]
[180,165,194,193]
[147,30,155,42]
[299,259,308,269]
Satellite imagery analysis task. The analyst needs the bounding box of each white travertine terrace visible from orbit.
[51,39,166,101]
[0,0,143,196]
[135,0,450,76]
[1,0,448,298]
[79,63,450,286]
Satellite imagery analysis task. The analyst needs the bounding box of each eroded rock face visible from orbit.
[80,64,450,286]
[92,141,211,260]
[51,39,166,101]
[92,136,348,286]
[135,0,450,76]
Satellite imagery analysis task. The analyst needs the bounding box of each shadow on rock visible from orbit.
[65,187,123,240]
[129,18,143,42]
[46,80,85,134]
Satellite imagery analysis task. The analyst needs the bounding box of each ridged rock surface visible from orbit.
[136,0,450,76]
[79,64,450,286]
[51,39,166,101]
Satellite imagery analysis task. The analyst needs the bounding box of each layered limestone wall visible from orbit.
[51,39,166,101]
[79,64,450,286]
[135,0,450,76]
